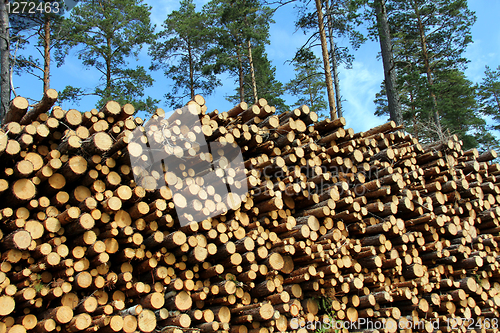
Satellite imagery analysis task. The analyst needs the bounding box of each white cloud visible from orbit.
[340,60,386,133]
[144,0,174,30]
[464,0,500,83]
[464,39,497,83]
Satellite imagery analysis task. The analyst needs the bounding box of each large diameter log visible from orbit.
[7,179,37,204]
[0,296,15,316]
[66,313,92,332]
[20,89,58,125]
[237,303,274,321]
[262,252,284,270]
[140,292,165,309]
[101,100,121,117]
[81,132,113,155]
[42,305,74,324]
[137,309,156,333]
[61,156,88,182]
[165,291,192,311]
[4,96,29,123]
[161,313,191,328]
[2,230,32,250]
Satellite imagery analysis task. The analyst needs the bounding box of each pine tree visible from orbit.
[9,1,66,94]
[294,0,364,119]
[57,0,157,111]
[285,50,327,116]
[203,0,285,108]
[373,0,402,125]
[314,0,336,119]
[150,0,219,108]
[374,0,481,147]
[478,65,500,130]
[386,0,475,132]
[434,69,485,149]
[226,44,287,110]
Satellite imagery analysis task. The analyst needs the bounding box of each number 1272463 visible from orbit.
[6,1,60,14]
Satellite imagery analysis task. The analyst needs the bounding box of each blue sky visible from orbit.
[12,0,500,133]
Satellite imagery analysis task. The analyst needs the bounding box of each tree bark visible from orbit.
[412,0,441,132]
[308,71,314,108]
[375,0,402,126]
[236,48,244,103]
[247,39,258,103]
[105,35,112,95]
[0,0,10,123]
[314,0,336,120]
[43,15,51,92]
[187,39,195,100]
[325,0,342,118]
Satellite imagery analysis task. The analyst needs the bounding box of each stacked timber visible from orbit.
[0,89,499,333]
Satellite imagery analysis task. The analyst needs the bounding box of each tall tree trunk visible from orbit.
[0,0,10,122]
[246,40,258,103]
[43,15,51,92]
[236,48,244,103]
[187,40,195,99]
[412,0,441,132]
[325,0,342,118]
[375,0,403,126]
[314,0,336,120]
[105,36,112,96]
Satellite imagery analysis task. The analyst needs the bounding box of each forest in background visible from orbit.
[0,0,499,151]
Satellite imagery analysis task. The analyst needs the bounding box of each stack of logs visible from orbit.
[0,88,499,333]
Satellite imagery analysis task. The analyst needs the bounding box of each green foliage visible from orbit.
[436,70,486,149]
[388,0,475,72]
[478,65,500,129]
[313,296,340,333]
[227,45,287,111]
[203,0,285,108]
[285,50,327,117]
[9,0,67,92]
[294,0,365,69]
[57,0,157,112]
[373,0,488,148]
[150,0,220,109]
[377,68,489,150]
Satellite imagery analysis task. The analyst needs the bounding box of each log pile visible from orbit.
[0,89,500,333]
